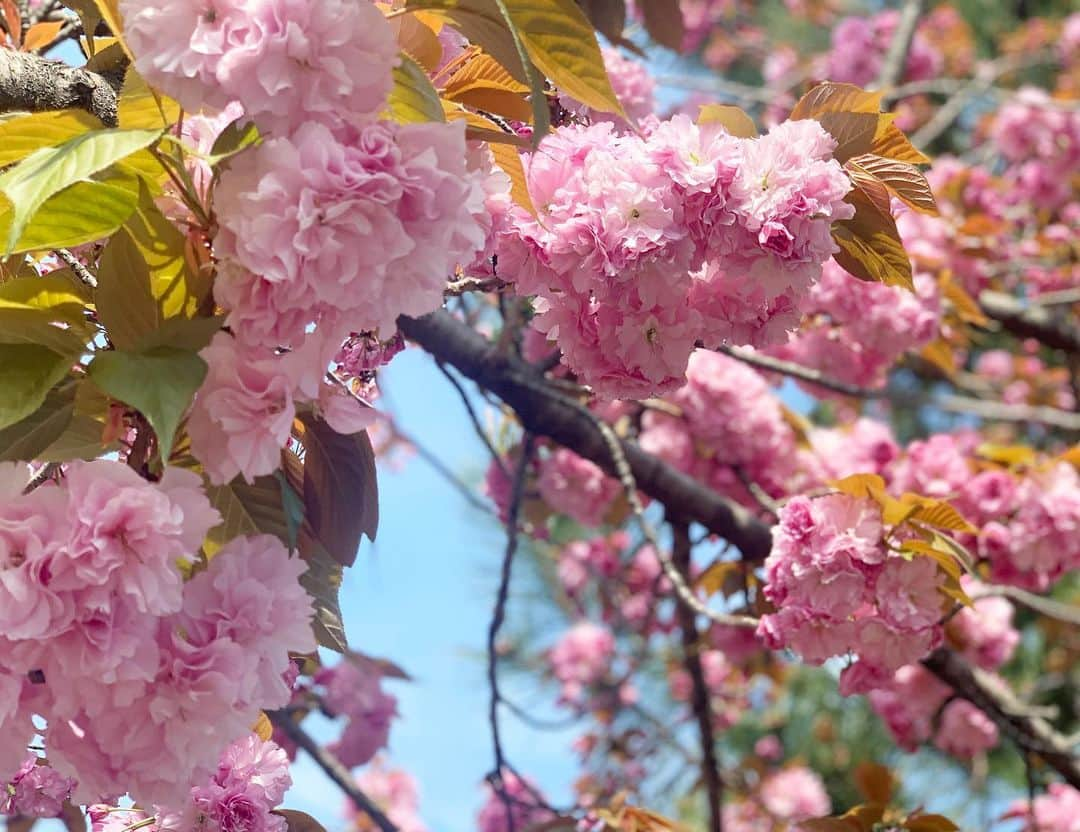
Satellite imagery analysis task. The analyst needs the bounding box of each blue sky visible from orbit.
[283,348,580,832]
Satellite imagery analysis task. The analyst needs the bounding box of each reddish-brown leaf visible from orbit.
[638,0,684,51]
[790,82,883,120]
[848,153,938,215]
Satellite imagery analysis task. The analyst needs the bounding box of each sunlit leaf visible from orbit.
[847,153,937,215]
[903,813,960,832]
[872,120,931,165]
[394,11,444,70]
[0,379,77,461]
[853,761,894,805]
[0,128,159,252]
[0,110,105,169]
[23,20,64,51]
[816,111,880,164]
[790,82,883,120]
[697,104,757,137]
[387,54,448,123]
[252,712,273,742]
[443,53,533,122]
[271,810,328,832]
[832,184,914,290]
[117,70,180,130]
[0,270,94,354]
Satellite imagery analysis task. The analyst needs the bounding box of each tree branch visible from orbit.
[921,648,1080,789]
[398,310,773,561]
[875,0,925,89]
[672,521,724,832]
[0,47,119,125]
[716,345,883,398]
[267,710,399,832]
[979,291,1080,354]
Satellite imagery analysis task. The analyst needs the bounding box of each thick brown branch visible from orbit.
[0,47,118,125]
[397,310,773,561]
[672,521,723,832]
[922,648,1080,789]
[979,291,1080,354]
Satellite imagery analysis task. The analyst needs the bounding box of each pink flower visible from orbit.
[214,119,487,345]
[348,759,426,832]
[316,659,398,769]
[759,766,831,822]
[536,449,619,528]
[934,699,998,758]
[1006,783,1080,832]
[947,579,1019,670]
[122,0,398,133]
[0,756,75,818]
[215,735,292,807]
[549,622,616,705]
[477,772,552,832]
[188,333,298,485]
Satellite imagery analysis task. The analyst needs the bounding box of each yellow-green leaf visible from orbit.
[95,229,161,349]
[0,109,105,168]
[0,127,160,253]
[490,140,535,215]
[204,474,292,555]
[828,473,888,500]
[697,104,757,137]
[0,344,76,430]
[87,345,207,462]
[117,70,181,130]
[387,54,447,124]
[501,0,624,119]
[0,270,94,354]
[976,443,1036,467]
[831,184,914,290]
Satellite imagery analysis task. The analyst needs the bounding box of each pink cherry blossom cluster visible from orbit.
[477,771,553,832]
[121,0,491,483]
[723,766,831,831]
[549,621,618,708]
[345,759,427,832]
[807,418,901,481]
[638,350,806,507]
[537,448,620,529]
[973,347,1076,412]
[1005,782,1080,831]
[819,9,942,90]
[990,88,1080,215]
[868,577,1016,758]
[0,757,75,819]
[766,258,942,389]
[315,656,399,769]
[498,116,853,398]
[88,735,292,832]
[0,458,314,806]
[757,493,947,695]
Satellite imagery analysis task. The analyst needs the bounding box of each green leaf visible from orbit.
[117,70,180,130]
[296,414,379,567]
[0,169,142,254]
[204,474,293,552]
[0,270,95,355]
[0,109,105,168]
[388,54,447,124]
[298,532,348,653]
[207,118,261,166]
[0,380,77,461]
[0,344,76,431]
[95,229,160,349]
[87,346,207,462]
[124,179,211,318]
[500,0,623,122]
[490,0,552,140]
[0,127,161,253]
[136,315,224,352]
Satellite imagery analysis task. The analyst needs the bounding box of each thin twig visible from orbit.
[672,520,724,832]
[716,344,883,398]
[393,426,498,518]
[487,435,537,831]
[592,416,758,630]
[54,249,97,288]
[436,361,509,478]
[875,0,925,89]
[267,711,398,832]
[971,584,1080,627]
[445,275,508,297]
